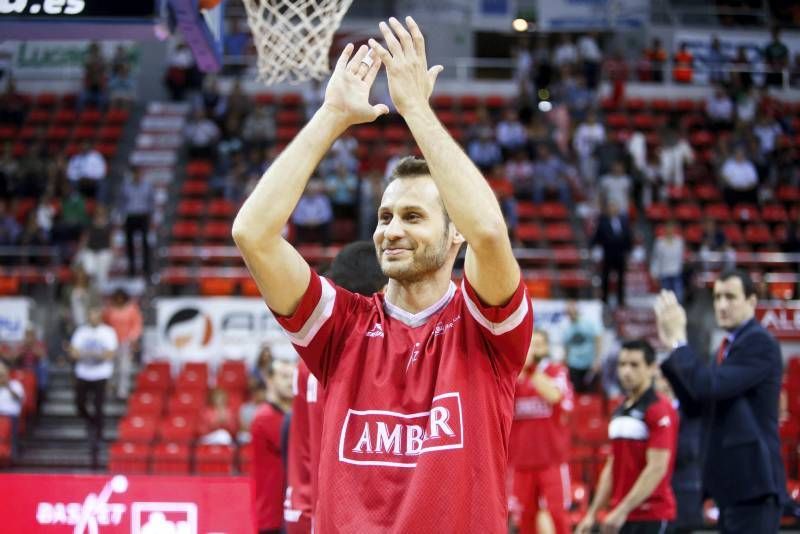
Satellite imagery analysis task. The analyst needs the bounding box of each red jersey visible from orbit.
[251,402,287,531]
[284,361,325,534]
[609,387,678,521]
[273,270,533,533]
[508,359,573,468]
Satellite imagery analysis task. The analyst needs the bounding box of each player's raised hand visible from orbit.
[654,289,688,348]
[369,16,443,116]
[323,43,389,126]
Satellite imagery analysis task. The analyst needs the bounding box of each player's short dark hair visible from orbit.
[389,156,451,227]
[621,338,656,365]
[717,268,757,298]
[328,241,387,296]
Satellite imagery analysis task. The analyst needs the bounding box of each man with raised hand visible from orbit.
[233,16,532,533]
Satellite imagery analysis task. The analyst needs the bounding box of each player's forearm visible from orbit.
[615,462,668,515]
[401,105,508,248]
[531,373,563,404]
[587,460,613,516]
[232,106,349,245]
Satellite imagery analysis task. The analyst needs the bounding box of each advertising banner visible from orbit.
[154,297,291,368]
[0,297,32,343]
[756,302,800,341]
[0,40,139,80]
[0,474,253,534]
[537,0,650,30]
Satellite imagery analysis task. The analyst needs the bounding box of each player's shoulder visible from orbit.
[647,392,677,420]
[253,402,284,423]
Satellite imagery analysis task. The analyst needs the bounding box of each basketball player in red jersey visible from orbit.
[233,15,533,533]
[508,329,574,534]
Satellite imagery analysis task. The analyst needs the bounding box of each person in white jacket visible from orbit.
[650,220,685,303]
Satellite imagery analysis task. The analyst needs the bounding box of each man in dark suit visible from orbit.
[654,268,785,534]
[591,201,632,306]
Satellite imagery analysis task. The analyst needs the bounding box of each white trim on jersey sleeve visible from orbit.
[284,277,337,347]
[460,280,530,336]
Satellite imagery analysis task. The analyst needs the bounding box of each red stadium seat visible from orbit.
[722,224,743,244]
[706,203,731,221]
[777,186,800,203]
[544,223,574,243]
[693,183,721,202]
[673,203,701,222]
[280,93,303,107]
[0,416,11,443]
[167,391,205,417]
[217,361,248,394]
[194,444,235,475]
[276,110,302,125]
[127,392,165,418]
[744,224,772,246]
[516,202,538,220]
[431,94,455,109]
[645,203,670,222]
[158,415,197,445]
[208,199,236,218]
[684,224,704,244]
[484,95,507,109]
[238,443,253,474]
[172,220,200,241]
[605,113,629,129]
[254,93,275,106]
[204,221,231,241]
[117,416,157,444]
[517,223,542,244]
[26,109,51,123]
[241,277,261,297]
[733,204,760,222]
[176,363,209,392]
[78,109,102,125]
[186,160,213,179]
[650,99,672,112]
[54,108,77,123]
[106,108,129,123]
[177,199,205,218]
[762,204,788,223]
[199,277,237,296]
[459,95,480,109]
[624,98,646,112]
[109,442,150,474]
[151,442,191,474]
[539,202,568,220]
[181,180,209,196]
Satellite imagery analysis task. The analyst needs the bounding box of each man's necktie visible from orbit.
[716,337,730,365]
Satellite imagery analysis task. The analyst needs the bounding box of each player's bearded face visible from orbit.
[374,178,455,282]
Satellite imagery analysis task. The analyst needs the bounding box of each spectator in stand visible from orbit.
[66,141,107,199]
[0,361,24,458]
[642,38,667,82]
[164,40,198,101]
[199,389,238,444]
[0,142,17,198]
[496,107,527,157]
[532,144,571,205]
[659,127,694,188]
[68,266,95,329]
[731,46,753,92]
[753,113,782,157]
[7,325,47,411]
[790,53,800,88]
[578,32,602,89]
[301,79,325,120]
[705,85,734,132]
[563,300,603,393]
[783,212,800,254]
[18,213,50,264]
[197,76,228,124]
[0,78,27,128]
[605,50,630,105]
[108,63,136,109]
[184,107,220,160]
[467,126,503,173]
[573,110,605,184]
[34,191,55,239]
[599,160,633,215]
[651,220,686,303]
[291,179,333,246]
[226,80,250,124]
[734,86,758,126]
[242,104,276,150]
[69,306,117,468]
[720,146,759,206]
[79,42,108,110]
[110,44,132,77]
[576,340,678,534]
[102,289,142,400]
[508,329,574,534]
[512,36,534,98]
[329,132,359,173]
[560,72,593,122]
[592,201,632,307]
[764,27,789,88]
[120,169,154,278]
[251,357,295,534]
[251,344,273,389]
[74,205,113,290]
[0,198,21,246]
[553,34,578,69]
[237,384,267,443]
[707,36,728,84]
[505,149,535,198]
[533,36,555,93]
[673,42,694,84]
[324,162,359,220]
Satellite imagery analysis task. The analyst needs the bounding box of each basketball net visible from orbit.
[241,0,354,85]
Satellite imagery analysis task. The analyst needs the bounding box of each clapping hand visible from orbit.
[368,16,443,116]
[322,43,389,126]
[654,290,688,348]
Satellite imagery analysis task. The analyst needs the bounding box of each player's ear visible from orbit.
[451,225,465,246]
